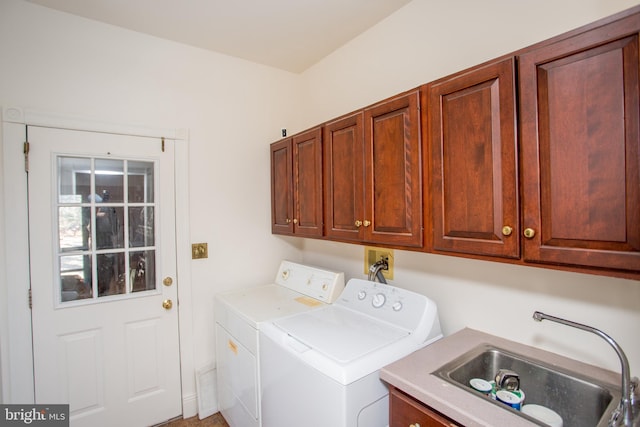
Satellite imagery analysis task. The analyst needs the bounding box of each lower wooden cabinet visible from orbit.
[389,386,460,427]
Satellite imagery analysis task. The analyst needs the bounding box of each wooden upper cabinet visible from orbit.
[269,7,640,278]
[324,112,365,241]
[292,127,323,236]
[270,127,323,237]
[519,15,640,271]
[429,57,519,258]
[271,138,293,234]
[364,90,423,247]
[324,91,423,247]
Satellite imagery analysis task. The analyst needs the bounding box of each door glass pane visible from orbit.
[56,155,158,305]
[95,206,124,250]
[58,157,91,204]
[130,250,156,292]
[129,206,154,247]
[60,255,92,301]
[128,161,154,203]
[97,252,126,297]
[58,206,86,252]
[95,159,124,203]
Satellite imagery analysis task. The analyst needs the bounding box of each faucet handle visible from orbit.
[609,405,622,426]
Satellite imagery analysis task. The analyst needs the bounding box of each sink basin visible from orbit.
[433,344,620,427]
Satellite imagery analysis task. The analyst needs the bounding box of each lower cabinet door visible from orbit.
[389,387,460,427]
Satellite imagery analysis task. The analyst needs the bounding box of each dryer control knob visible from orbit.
[392,301,403,312]
[372,293,386,308]
[357,290,367,300]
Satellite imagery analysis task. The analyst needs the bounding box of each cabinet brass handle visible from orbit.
[524,228,536,239]
[293,218,298,224]
[502,225,513,236]
[410,424,421,427]
[355,220,363,227]
[285,218,291,224]
[363,220,371,227]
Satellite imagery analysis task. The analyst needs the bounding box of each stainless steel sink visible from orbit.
[433,344,621,427]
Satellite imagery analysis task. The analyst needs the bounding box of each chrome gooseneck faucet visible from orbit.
[533,311,639,426]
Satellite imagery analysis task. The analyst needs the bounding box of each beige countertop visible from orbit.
[380,328,621,427]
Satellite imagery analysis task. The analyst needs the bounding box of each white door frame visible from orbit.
[0,106,197,417]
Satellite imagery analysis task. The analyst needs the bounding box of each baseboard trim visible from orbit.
[182,392,198,419]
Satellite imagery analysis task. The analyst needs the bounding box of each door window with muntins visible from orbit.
[57,156,157,305]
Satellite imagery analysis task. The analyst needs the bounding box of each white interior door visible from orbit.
[27,125,182,427]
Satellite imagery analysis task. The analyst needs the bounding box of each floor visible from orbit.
[157,413,229,427]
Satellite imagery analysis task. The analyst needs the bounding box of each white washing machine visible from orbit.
[259,278,442,427]
[214,260,345,427]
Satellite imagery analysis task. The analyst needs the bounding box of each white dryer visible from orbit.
[214,261,344,427]
[259,278,442,427]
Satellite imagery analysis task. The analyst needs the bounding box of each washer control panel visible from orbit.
[275,260,345,303]
[336,278,431,331]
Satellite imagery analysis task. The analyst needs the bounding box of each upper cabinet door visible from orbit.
[364,90,423,247]
[292,127,324,237]
[519,16,640,271]
[324,113,365,242]
[429,57,519,258]
[270,138,294,234]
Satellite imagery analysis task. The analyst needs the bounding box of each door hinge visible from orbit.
[28,288,32,309]
[161,137,165,153]
[23,141,30,172]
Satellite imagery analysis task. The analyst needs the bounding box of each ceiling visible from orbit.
[24,0,412,73]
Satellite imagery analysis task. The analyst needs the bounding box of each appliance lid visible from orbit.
[273,306,409,364]
[216,284,326,327]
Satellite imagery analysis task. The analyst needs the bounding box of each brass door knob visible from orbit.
[502,226,513,236]
[355,220,363,227]
[163,277,173,287]
[162,299,173,310]
[524,228,536,239]
[363,220,371,227]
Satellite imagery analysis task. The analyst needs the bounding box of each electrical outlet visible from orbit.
[364,246,394,280]
[192,243,208,259]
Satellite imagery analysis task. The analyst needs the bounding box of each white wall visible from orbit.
[0,0,304,409]
[300,0,640,126]
[297,0,640,374]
